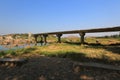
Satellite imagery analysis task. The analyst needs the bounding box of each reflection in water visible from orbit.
[0,44,34,51]
[0,43,48,51]
[0,45,8,51]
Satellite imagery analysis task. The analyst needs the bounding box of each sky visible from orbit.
[0,0,120,35]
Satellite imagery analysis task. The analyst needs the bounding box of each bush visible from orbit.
[0,51,6,57]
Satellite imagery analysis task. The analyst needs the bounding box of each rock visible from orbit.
[80,75,94,80]
[73,66,80,74]
[39,75,47,80]
[50,76,55,79]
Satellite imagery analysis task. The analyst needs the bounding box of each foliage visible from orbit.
[0,37,120,64]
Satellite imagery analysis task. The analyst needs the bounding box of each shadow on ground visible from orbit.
[0,56,120,80]
[64,41,120,54]
[44,51,120,65]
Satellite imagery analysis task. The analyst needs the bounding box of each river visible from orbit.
[0,43,48,51]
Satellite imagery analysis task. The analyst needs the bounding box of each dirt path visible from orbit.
[0,56,120,80]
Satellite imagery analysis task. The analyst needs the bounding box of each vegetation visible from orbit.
[0,36,120,65]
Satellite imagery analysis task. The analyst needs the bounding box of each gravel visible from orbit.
[0,56,120,80]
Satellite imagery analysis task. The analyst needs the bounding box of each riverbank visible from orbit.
[0,37,120,80]
[0,42,120,66]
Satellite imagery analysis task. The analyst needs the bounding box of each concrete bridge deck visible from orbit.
[33,26,120,45]
[34,26,120,35]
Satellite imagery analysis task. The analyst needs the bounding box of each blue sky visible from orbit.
[0,0,120,35]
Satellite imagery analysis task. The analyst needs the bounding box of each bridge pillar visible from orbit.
[43,34,48,45]
[39,35,43,46]
[79,32,85,44]
[34,35,38,46]
[56,34,62,43]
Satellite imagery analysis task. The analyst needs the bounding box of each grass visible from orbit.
[36,43,120,61]
[0,37,120,64]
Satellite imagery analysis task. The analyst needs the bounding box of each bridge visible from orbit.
[33,26,120,45]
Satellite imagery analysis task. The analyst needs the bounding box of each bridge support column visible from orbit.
[79,32,85,44]
[34,35,38,46]
[40,36,44,46]
[43,34,48,45]
[56,34,62,43]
